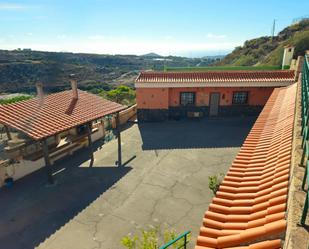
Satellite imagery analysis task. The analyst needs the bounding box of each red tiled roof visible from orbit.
[0,90,126,140]
[135,70,295,84]
[195,83,297,249]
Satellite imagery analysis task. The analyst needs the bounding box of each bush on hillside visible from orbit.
[99,85,136,106]
[0,95,32,105]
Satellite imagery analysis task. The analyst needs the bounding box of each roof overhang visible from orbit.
[135,81,295,88]
[0,90,127,141]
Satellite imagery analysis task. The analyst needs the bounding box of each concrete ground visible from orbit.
[0,117,256,249]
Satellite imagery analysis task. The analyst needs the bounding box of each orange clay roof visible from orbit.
[195,83,297,249]
[135,71,295,84]
[0,90,126,140]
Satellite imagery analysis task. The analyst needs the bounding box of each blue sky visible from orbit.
[0,0,308,57]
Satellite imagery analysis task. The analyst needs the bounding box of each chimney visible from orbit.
[36,82,44,100]
[69,74,78,99]
[282,45,295,69]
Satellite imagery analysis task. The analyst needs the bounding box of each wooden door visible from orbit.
[209,93,220,116]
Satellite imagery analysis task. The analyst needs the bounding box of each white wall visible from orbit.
[282,46,295,69]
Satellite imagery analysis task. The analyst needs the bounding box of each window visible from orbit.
[232,91,248,105]
[180,92,195,106]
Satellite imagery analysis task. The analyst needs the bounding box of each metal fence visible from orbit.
[159,230,191,249]
[300,54,309,225]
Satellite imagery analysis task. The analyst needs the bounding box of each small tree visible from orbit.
[106,85,136,106]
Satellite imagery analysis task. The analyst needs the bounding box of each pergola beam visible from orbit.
[4,125,12,140]
[116,112,122,167]
[86,122,94,166]
[42,138,54,184]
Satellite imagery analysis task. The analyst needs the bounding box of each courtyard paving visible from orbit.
[0,117,256,249]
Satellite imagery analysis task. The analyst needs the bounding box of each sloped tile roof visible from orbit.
[0,90,126,140]
[195,83,297,249]
[135,70,295,86]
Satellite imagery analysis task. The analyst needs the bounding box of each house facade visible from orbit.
[135,70,296,121]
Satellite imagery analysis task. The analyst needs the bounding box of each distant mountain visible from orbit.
[202,55,225,59]
[141,52,162,58]
[215,19,309,66]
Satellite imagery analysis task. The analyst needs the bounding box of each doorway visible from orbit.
[209,93,220,116]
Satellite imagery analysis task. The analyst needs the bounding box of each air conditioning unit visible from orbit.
[187,112,203,118]
[193,112,201,117]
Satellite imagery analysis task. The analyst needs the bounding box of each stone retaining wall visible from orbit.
[137,105,263,122]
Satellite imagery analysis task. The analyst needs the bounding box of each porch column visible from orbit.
[4,125,12,140]
[116,112,122,167]
[42,138,54,184]
[86,122,94,165]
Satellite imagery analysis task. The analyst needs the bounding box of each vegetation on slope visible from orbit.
[0,50,212,93]
[216,19,309,66]
[0,95,32,105]
[165,65,281,71]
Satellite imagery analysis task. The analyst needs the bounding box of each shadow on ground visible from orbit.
[0,140,132,249]
[138,117,257,150]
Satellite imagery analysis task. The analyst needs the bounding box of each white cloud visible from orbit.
[0,3,27,10]
[206,33,227,39]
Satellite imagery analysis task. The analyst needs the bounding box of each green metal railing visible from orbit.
[159,231,191,249]
[300,54,309,226]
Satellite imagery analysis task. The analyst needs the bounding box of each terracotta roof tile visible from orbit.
[0,90,126,140]
[195,83,297,248]
[135,71,295,85]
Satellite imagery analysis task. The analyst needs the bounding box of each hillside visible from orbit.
[0,50,214,93]
[216,19,309,66]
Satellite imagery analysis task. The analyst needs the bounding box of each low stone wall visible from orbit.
[137,105,262,122]
[111,104,137,128]
[119,104,137,124]
[137,109,169,122]
[218,105,263,116]
[169,106,209,120]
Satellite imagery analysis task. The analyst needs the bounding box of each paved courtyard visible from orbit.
[0,117,255,249]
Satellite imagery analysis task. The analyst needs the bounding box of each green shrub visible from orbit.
[208,173,224,195]
[121,226,189,249]
[0,95,32,105]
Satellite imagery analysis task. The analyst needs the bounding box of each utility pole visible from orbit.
[271,19,276,42]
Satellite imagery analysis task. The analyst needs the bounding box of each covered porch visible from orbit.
[0,80,127,185]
